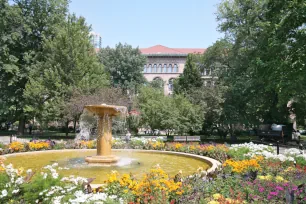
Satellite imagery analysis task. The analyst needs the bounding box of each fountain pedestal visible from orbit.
[84,104,126,164]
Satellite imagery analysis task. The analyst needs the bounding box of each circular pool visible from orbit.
[4,149,212,184]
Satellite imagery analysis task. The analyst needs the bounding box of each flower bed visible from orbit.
[1,140,306,203]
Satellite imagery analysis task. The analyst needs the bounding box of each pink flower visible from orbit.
[276,186,284,191]
[259,187,265,193]
[269,191,278,196]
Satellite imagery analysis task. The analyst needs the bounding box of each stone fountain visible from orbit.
[84,104,127,164]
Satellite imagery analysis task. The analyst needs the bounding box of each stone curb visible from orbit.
[2,149,222,188]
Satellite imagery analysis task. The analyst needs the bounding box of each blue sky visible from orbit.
[69,0,223,49]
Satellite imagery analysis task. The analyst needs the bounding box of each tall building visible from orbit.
[140,45,213,95]
[90,31,102,49]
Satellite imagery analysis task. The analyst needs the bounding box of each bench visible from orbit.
[173,136,187,142]
[186,136,201,142]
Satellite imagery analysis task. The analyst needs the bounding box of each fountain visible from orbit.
[83,104,127,164]
[3,104,217,184]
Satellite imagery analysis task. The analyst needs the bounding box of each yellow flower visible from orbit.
[275,176,284,182]
[225,198,234,203]
[208,201,220,204]
[29,142,49,150]
[9,142,24,152]
[213,193,222,200]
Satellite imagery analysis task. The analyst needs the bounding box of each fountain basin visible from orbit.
[3,149,220,184]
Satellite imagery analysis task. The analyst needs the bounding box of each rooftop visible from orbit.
[140,45,206,56]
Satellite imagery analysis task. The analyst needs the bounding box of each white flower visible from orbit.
[12,189,19,194]
[109,195,117,199]
[1,190,8,197]
[52,163,58,167]
[52,172,59,179]
[15,177,24,185]
[284,148,302,156]
[52,196,64,204]
[26,169,32,174]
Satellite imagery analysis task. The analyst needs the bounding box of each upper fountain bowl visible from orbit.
[84,104,127,117]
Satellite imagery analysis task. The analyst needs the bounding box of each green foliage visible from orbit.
[99,43,147,93]
[227,147,250,160]
[22,174,63,203]
[174,54,203,95]
[0,0,69,134]
[150,78,164,91]
[137,86,203,135]
[24,14,109,123]
[295,156,306,167]
[216,0,306,125]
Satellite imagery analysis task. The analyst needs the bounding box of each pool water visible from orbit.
[4,150,210,183]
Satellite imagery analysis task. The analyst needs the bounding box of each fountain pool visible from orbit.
[4,149,211,184]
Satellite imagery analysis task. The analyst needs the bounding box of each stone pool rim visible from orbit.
[2,149,221,174]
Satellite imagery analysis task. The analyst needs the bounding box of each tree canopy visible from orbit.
[0,0,69,134]
[174,54,203,95]
[98,43,147,93]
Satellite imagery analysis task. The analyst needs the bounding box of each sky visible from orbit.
[69,0,223,49]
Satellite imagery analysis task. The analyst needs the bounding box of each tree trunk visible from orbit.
[73,118,77,133]
[17,116,26,136]
[65,120,69,137]
[229,124,237,142]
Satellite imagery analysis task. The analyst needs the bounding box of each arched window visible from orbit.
[148,64,152,73]
[143,65,147,73]
[173,64,178,72]
[153,64,157,73]
[158,64,162,73]
[168,64,172,73]
[207,81,211,87]
[168,78,174,92]
[163,64,167,73]
[152,77,164,89]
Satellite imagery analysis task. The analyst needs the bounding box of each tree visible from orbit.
[98,43,147,93]
[0,0,68,135]
[136,86,166,131]
[24,14,109,135]
[173,95,203,135]
[150,78,164,91]
[174,54,203,95]
[137,86,203,135]
[216,0,306,126]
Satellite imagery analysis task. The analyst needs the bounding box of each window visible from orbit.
[163,64,167,73]
[158,64,162,73]
[143,65,147,73]
[153,64,157,73]
[168,78,174,92]
[168,64,172,73]
[148,64,152,73]
[207,81,211,87]
[173,64,178,72]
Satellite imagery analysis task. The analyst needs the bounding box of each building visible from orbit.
[140,45,213,95]
[90,31,102,49]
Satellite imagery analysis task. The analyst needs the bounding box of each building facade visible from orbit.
[90,31,102,49]
[140,45,213,95]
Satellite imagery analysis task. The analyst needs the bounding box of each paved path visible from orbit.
[0,136,304,155]
[0,136,30,144]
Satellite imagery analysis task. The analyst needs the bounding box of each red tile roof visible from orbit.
[140,45,206,55]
